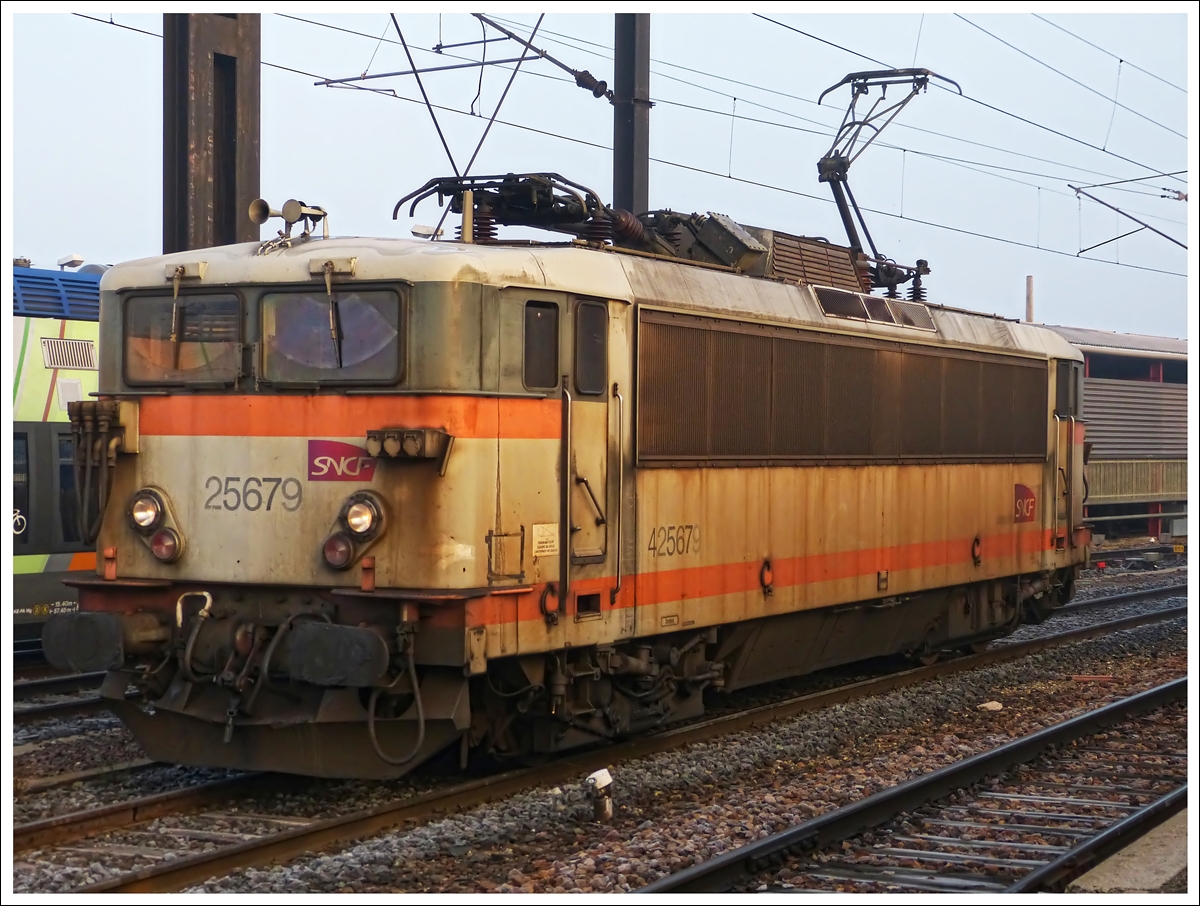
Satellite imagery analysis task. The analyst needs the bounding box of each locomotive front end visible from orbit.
[41,239,534,778]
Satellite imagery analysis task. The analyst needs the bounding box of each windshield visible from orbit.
[124,295,241,384]
[261,289,401,384]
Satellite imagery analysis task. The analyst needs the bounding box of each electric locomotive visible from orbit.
[43,173,1089,778]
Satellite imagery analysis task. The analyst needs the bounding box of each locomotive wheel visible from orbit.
[1023,595,1057,625]
[960,641,990,655]
[916,651,940,667]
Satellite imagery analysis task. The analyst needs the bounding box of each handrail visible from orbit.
[1052,414,1061,546]
[611,382,623,604]
[1067,415,1077,545]
[560,375,572,605]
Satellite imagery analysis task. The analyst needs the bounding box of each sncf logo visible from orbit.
[308,440,377,482]
[1014,484,1037,523]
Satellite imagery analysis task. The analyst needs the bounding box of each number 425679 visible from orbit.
[648,524,700,557]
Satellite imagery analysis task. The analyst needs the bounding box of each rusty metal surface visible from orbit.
[638,310,1050,463]
[163,14,261,252]
[82,222,1093,779]
[612,14,650,215]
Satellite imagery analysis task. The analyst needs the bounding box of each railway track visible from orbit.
[14,672,107,701]
[642,678,1187,893]
[13,689,140,726]
[14,591,1186,894]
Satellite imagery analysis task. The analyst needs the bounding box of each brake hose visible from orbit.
[242,611,330,714]
[368,641,426,767]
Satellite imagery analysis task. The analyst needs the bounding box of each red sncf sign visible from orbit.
[1014,484,1037,523]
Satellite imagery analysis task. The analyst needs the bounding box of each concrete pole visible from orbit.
[1025,275,1034,323]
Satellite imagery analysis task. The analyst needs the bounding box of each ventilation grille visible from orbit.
[14,269,101,320]
[814,288,868,320]
[769,235,864,292]
[814,286,935,332]
[638,311,1047,464]
[41,338,97,370]
[889,299,936,330]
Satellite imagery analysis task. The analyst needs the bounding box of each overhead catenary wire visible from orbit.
[287,75,1194,275]
[954,15,1185,140]
[1032,14,1186,94]
[753,13,1186,185]
[285,5,1182,220]
[71,13,1187,278]
[284,11,1184,200]
[484,14,1186,199]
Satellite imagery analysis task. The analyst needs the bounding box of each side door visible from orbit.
[1053,360,1085,549]
[561,294,633,633]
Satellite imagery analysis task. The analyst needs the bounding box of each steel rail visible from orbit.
[1007,784,1188,892]
[14,671,106,701]
[13,690,141,725]
[641,677,1186,892]
[17,759,158,795]
[1089,545,1180,561]
[1056,582,1186,614]
[14,773,270,851]
[55,601,1186,894]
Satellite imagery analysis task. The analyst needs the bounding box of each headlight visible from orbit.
[129,492,164,533]
[150,528,182,562]
[324,533,354,569]
[345,500,378,536]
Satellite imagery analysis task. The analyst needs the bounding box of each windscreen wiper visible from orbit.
[169,300,182,368]
[323,261,343,368]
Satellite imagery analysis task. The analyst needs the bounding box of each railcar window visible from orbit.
[125,294,241,384]
[575,302,608,395]
[524,301,559,389]
[13,433,29,545]
[261,289,401,384]
[57,436,82,544]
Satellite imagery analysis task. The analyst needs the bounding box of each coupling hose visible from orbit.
[368,642,426,767]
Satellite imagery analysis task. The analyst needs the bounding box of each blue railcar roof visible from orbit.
[13,266,101,320]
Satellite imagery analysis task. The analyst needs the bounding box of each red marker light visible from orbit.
[150,528,181,562]
[323,533,354,569]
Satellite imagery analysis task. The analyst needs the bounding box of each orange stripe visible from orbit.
[68,552,97,571]
[636,529,1053,609]
[138,395,561,439]
[467,529,1057,625]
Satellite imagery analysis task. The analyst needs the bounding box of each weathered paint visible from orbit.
[88,233,1087,675]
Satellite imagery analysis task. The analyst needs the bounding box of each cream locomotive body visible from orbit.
[45,182,1088,777]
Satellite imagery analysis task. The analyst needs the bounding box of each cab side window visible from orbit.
[524,301,559,389]
[575,301,608,395]
[1055,360,1076,417]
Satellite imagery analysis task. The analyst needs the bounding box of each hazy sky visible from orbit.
[4,7,1195,338]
